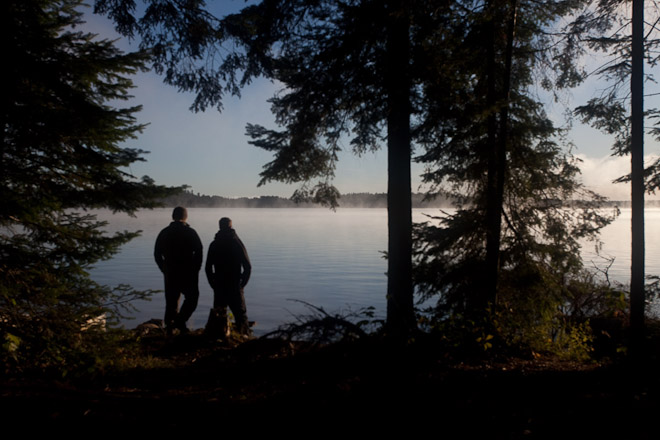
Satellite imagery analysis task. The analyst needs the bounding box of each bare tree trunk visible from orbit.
[630,0,645,346]
[385,0,415,337]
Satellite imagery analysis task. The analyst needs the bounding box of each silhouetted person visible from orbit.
[205,217,252,337]
[154,207,203,335]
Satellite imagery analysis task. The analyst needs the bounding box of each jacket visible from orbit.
[205,228,251,289]
[154,221,203,275]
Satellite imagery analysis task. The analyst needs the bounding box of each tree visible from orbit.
[412,0,616,350]
[241,0,419,335]
[1,0,177,372]
[563,0,660,344]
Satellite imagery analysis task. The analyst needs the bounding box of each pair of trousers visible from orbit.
[212,284,248,334]
[164,273,199,329]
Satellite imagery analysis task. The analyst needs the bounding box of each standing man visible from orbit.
[154,206,203,335]
[205,217,252,337]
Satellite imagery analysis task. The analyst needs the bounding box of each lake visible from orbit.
[89,207,660,335]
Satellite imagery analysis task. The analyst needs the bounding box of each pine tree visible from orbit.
[1,0,177,372]
[240,0,420,336]
[412,0,616,349]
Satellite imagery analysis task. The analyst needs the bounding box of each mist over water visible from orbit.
[89,207,660,335]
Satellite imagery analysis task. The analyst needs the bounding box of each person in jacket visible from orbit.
[205,217,252,337]
[154,206,203,335]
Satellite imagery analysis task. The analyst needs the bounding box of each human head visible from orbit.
[172,206,188,222]
[219,217,232,230]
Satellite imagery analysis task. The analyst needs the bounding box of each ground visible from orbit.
[2,327,660,437]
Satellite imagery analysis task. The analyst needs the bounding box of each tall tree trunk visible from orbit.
[385,0,415,336]
[482,0,517,311]
[630,0,645,346]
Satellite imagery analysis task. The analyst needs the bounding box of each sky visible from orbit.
[83,2,659,202]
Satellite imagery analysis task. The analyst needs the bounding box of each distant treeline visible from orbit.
[603,199,660,208]
[162,191,660,209]
[161,191,457,208]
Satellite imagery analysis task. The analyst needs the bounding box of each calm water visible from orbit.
[89,208,660,334]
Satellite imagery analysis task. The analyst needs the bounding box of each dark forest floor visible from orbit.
[2,327,660,438]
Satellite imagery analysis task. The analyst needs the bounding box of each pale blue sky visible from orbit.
[84,3,659,201]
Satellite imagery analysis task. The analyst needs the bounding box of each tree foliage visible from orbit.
[566,0,660,169]
[97,0,417,204]
[1,0,178,372]
[412,0,618,353]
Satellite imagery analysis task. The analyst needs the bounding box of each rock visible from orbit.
[135,319,165,336]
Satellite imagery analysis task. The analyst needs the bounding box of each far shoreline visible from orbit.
[161,191,659,209]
